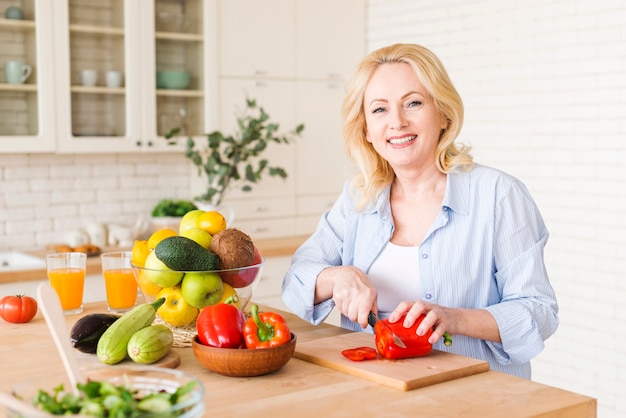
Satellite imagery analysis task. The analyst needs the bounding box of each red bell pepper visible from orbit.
[196,297,246,348]
[342,346,378,361]
[243,304,291,348]
[374,314,452,359]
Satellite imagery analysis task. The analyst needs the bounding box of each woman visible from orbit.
[281,43,558,378]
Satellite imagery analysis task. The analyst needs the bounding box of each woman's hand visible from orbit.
[315,266,377,328]
[388,300,502,344]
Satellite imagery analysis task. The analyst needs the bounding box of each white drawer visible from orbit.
[233,217,298,240]
[227,197,296,220]
[296,194,337,215]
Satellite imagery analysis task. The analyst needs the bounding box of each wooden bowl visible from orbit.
[192,333,297,377]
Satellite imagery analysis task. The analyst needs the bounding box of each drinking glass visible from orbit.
[46,252,86,315]
[101,251,137,313]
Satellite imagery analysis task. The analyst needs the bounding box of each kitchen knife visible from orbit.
[368,311,407,349]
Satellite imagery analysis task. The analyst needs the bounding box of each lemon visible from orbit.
[178,209,205,234]
[131,240,150,268]
[156,286,199,327]
[147,228,178,251]
[136,269,162,299]
[197,211,227,235]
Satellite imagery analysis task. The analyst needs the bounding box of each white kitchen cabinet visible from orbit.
[208,0,365,239]
[217,0,295,78]
[0,0,212,154]
[0,0,56,152]
[295,0,366,81]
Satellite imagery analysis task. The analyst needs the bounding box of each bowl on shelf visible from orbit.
[156,11,188,32]
[156,70,190,89]
[192,333,297,377]
[8,366,205,417]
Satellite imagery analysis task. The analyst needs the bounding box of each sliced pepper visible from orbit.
[374,314,452,359]
[342,346,378,361]
[196,296,246,348]
[243,304,291,348]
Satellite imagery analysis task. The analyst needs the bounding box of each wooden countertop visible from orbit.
[0,236,308,284]
[0,301,596,417]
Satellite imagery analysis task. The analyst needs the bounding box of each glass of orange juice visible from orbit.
[101,251,137,313]
[46,252,86,315]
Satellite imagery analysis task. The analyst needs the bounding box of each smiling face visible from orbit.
[363,62,446,172]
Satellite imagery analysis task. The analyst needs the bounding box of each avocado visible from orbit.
[155,235,220,271]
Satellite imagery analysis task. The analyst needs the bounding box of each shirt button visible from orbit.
[421,253,429,259]
[443,207,448,211]
[425,293,432,299]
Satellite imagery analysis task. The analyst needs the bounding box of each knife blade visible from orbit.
[368,311,407,349]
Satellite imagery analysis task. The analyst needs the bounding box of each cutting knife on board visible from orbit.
[368,311,407,348]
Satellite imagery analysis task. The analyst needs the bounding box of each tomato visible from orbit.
[341,346,378,362]
[0,294,38,323]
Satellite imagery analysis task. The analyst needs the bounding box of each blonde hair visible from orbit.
[342,43,473,210]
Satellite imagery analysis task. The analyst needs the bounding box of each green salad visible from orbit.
[30,379,197,417]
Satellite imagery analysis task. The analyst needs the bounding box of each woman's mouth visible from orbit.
[388,135,416,145]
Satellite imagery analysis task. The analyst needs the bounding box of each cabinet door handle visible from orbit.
[254,70,268,76]
[252,226,268,232]
[253,81,268,88]
[253,206,268,212]
[136,140,142,146]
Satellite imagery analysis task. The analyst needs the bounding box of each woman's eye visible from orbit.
[407,100,422,107]
[372,107,385,113]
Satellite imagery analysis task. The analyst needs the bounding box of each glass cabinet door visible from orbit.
[148,0,207,144]
[55,0,141,152]
[0,0,55,152]
[55,0,208,153]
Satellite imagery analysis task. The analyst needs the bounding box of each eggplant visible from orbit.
[70,313,120,353]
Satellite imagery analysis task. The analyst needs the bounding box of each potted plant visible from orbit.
[170,98,304,209]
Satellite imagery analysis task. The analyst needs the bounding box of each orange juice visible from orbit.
[48,268,85,311]
[104,268,138,311]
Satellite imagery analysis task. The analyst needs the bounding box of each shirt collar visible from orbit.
[442,168,470,215]
[368,167,471,217]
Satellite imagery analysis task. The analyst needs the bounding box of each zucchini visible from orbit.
[127,324,173,364]
[96,298,165,365]
[70,313,120,353]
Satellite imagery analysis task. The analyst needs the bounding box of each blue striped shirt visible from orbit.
[282,164,559,378]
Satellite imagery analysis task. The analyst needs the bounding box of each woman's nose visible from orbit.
[389,107,408,129]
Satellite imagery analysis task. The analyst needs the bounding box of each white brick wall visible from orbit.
[368,0,625,416]
[0,153,191,251]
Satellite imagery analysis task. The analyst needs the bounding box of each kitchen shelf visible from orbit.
[70,86,125,94]
[0,18,36,29]
[0,84,37,92]
[69,24,124,36]
[156,89,203,97]
[156,31,202,41]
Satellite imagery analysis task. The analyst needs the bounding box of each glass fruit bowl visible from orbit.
[8,366,204,417]
[132,258,265,311]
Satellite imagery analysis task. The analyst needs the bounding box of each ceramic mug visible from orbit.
[4,61,31,84]
[105,70,123,88]
[4,6,23,19]
[80,69,98,86]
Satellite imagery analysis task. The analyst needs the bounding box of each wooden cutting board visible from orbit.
[294,332,489,391]
[76,349,181,369]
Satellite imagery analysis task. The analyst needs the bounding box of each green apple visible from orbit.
[143,251,184,288]
[181,271,224,309]
[180,227,212,249]
[178,209,205,234]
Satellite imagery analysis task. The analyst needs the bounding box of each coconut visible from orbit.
[209,228,255,270]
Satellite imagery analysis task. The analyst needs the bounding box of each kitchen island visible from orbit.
[0,301,596,417]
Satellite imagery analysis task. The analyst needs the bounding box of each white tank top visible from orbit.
[367,242,421,316]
